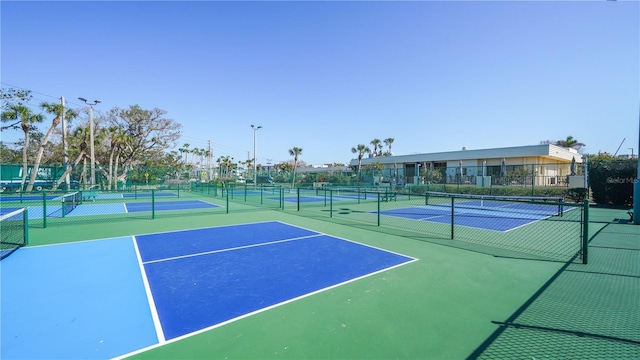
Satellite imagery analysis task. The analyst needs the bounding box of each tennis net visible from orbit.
[61,191,83,217]
[0,208,28,260]
[424,191,565,217]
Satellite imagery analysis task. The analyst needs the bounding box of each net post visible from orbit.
[151,189,155,220]
[297,187,300,212]
[450,196,455,240]
[61,192,66,218]
[23,208,29,246]
[582,199,589,264]
[558,198,563,217]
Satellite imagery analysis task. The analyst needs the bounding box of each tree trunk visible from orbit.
[26,117,59,191]
[52,151,85,191]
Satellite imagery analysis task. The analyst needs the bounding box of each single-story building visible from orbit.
[349,144,585,187]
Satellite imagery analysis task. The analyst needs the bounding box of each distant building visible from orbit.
[349,144,583,187]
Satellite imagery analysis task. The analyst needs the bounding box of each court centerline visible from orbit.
[141,233,324,265]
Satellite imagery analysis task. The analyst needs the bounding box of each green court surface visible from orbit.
[13,199,640,359]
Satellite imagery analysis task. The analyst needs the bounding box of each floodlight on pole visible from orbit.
[78,97,101,187]
[251,124,262,185]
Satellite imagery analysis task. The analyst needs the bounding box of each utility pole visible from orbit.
[251,124,262,184]
[61,97,70,189]
[78,98,101,187]
[634,104,640,224]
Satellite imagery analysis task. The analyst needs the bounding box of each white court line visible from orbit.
[142,233,324,265]
[113,241,417,360]
[132,236,166,343]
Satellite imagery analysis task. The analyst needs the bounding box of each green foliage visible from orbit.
[420,168,443,184]
[588,158,636,206]
[1,88,32,110]
[0,142,20,162]
[587,152,616,161]
[504,165,535,186]
[566,188,588,203]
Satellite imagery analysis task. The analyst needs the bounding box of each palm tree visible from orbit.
[106,126,127,190]
[383,138,394,156]
[1,104,45,191]
[555,136,585,150]
[192,148,201,165]
[370,138,382,157]
[240,159,254,179]
[216,156,234,179]
[351,144,370,183]
[24,102,77,191]
[288,147,303,186]
[182,143,190,163]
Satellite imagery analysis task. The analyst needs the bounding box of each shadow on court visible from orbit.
[468,220,640,359]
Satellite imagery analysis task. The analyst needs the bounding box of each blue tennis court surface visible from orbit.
[379,204,572,232]
[275,195,371,203]
[123,192,178,198]
[1,194,61,201]
[136,221,416,341]
[125,200,219,213]
[13,200,220,218]
[1,221,416,359]
[0,207,22,215]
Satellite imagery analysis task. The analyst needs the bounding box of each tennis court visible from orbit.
[5,199,219,219]
[0,194,61,202]
[1,221,416,359]
[378,200,574,232]
[1,189,637,359]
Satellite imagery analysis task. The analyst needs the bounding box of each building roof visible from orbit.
[350,144,582,166]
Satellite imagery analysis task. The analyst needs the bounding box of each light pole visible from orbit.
[78,97,101,187]
[634,105,640,225]
[251,124,262,185]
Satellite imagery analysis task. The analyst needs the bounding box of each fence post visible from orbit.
[451,196,455,240]
[226,188,229,214]
[377,193,381,226]
[24,208,29,245]
[330,189,333,218]
[582,199,589,264]
[281,187,284,209]
[151,189,155,220]
[42,192,47,228]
